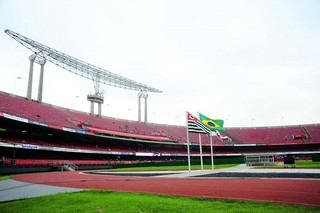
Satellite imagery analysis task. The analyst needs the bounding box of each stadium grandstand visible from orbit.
[1,91,320,174]
[1,29,320,174]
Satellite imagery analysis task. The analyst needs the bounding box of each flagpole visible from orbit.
[198,112,224,172]
[186,111,191,173]
[197,112,203,171]
[199,133,203,171]
[210,131,214,171]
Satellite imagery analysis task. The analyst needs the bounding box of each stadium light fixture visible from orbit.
[5,29,162,94]
[12,76,22,95]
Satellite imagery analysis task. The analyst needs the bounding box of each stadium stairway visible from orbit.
[301,125,312,140]
[220,130,239,143]
[55,163,78,172]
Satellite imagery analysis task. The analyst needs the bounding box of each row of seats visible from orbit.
[0,135,223,156]
[1,92,320,145]
[2,158,136,166]
[70,110,161,137]
[304,124,320,142]
[0,92,170,140]
[226,126,313,144]
[0,93,78,129]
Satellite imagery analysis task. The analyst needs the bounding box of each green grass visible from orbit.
[295,160,320,168]
[0,190,318,213]
[108,163,238,171]
[0,175,14,181]
[261,160,320,169]
[1,161,319,212]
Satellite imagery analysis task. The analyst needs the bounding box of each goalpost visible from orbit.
[245,155,276,166]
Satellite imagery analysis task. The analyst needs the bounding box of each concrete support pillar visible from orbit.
[98,103,102,117]
[90,101,94,115]
[137,92,143,122]
[27,54,36,100]
[143,93,148,123]
[37,59,46,103]
[87,94,104,116]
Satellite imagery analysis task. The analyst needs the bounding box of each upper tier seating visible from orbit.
[0,93,77,129]
[1,91,320,145]
[148,123,186,143]
[148,123,225,145]
[69,110,162,137]
[304,124,320,142]
[226,126,308,144]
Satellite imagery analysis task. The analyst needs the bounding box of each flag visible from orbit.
[187,112,211,135]
[199,113,225,131]
[215,130,229,140]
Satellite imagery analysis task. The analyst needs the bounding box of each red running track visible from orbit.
[13,172,320,206]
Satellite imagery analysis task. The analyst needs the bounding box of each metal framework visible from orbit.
[5,29,161,120]
[5,29,162,93]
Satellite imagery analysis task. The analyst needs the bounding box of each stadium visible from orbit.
[1,30,319,173]
[1,29,320,210]
[1,88,320,174]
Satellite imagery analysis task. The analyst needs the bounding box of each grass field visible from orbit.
[1,160,320,212]
[296,160,320,168]
[0,190,319,213]
[109,160,320,171]
[108,157,244,171]
[262,160,320,169]
[108,163,238,171]
[0,175,14,181]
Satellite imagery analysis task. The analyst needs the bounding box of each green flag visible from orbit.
[199,113,224,131]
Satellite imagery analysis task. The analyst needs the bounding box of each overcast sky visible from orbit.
[0,0,319,127]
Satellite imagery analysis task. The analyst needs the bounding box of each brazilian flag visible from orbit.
[199,113,224,131]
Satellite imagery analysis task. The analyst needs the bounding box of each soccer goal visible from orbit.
[245,155,276,166]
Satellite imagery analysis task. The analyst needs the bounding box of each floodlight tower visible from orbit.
[5,29,162,118]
